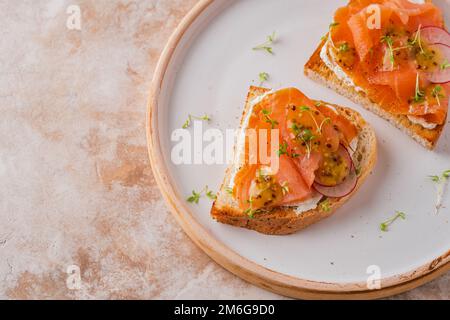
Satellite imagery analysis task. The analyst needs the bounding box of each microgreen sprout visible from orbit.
[278,141,289,157]
[318,117,331,133]
[299,105,326,134]
[319,198,331,212]
[299,129,316,159]
[412,73,425,103]
[329,22,340,28]
[291,121,316,159]
[409,24,425,54]
[206,189,217,200]
[380,25,425,68]
[262,108,279,129]
[429,170,450,182]
[326,22,341,48]
[431,85,444,107]
[441,60,450,70]
[429,169,450,214]
[338,42,349,53]
[182,114,211,129]
[244,197,259,218]
[381,35,395,67]
[187,186,217,204]
[281,181,290,196]
[253,32,276,54]
[259,72,269,85]
[380,211,406,232]
[187,190,201,204]
[298,105,319,130]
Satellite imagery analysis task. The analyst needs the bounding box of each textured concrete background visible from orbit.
[0,0,448,299]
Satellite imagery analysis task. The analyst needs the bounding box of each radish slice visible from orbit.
[313,166,358,198]
[425,43,450,84]
[314,145,353,187]
[313,146,358,198]
[421,26,450,46]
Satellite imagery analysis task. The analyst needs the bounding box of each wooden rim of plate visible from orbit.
[146,0,449,299]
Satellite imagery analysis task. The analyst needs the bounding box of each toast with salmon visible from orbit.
[305,0,449,149]
[211,86,377,235]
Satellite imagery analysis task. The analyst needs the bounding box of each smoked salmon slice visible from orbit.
[233,88,358,213]
[367,63,417,104]
[328,0,449,126]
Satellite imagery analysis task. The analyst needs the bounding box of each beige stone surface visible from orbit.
[0,0,447,300]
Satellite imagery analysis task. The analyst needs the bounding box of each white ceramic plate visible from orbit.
[148,0,450,298]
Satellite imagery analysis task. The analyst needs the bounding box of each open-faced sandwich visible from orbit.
[305,0,449,149]
[211,87,377,235]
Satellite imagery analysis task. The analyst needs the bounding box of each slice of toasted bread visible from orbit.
[210,86,377,235]
[304,40,447,150]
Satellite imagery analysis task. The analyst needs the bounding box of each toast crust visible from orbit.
[210,86,377,235]
[304,40,446,150]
